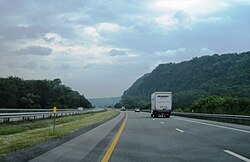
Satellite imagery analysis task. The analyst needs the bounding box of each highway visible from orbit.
[28,111,250,162]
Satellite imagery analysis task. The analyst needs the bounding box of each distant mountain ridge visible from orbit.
[121,51,250,109]
[89,97,121,107]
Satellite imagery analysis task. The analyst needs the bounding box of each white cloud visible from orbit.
[199,47,213,55]
[108,49,127,56]
[148,0,229,15]
[154,15,179,31]
[156,48,186,56]
[147,0,230,31]
[43,33,64,43]
[97,23,120,32]
[55,12,89,23]
[81,26,102,43]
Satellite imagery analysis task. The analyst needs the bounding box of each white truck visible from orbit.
[151,92,172,118]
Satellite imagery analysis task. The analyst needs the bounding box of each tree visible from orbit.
[0,77,92,109]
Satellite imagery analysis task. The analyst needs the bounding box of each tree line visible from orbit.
[0,77,92,109]
[176,96,250,115]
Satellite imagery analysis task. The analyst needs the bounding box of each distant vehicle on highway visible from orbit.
[151,92,172,118]
[121,107,126,111]
[135,108,140,112]
[78,107,83,111]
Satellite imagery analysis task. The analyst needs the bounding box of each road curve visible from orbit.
[28,111,250,162]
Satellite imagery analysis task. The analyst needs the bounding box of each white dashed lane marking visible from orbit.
[175,118,250,134]
[175,128,184,133]
[224,150,250,162]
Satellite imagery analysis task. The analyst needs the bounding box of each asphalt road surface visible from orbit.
[29,111,250,162]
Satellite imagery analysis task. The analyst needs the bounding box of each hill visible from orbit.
[121,51,250,112]
[0,77,92,109]
[88,97,121,108]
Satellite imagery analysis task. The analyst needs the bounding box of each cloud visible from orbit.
[154,15,179,31]
[108,49,127,56]
[199,47,213,55]
[59,63,71,70]
[55,11,90,24]
[43,33,64,43]
[97,23,120,32]
[0,0,250,98]
[78,26,102,43]
[0,24,48,41]
[15,46,52,56]
[148,0,229,15]
[146,0,230,31]
[156,48,186,56]
[22,60,37,69]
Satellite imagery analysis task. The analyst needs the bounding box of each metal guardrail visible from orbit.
[172,112,250,125]
[140,110,150,113]
[0,108,79,113]
[0,109,105,123]
[140,110,250,125]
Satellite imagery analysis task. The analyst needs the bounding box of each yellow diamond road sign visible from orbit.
[53,106,57,113]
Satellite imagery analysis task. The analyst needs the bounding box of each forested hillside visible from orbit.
[121,51,250,114]
[0,77,92,109]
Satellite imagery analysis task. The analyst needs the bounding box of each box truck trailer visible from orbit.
[151,92,172,118]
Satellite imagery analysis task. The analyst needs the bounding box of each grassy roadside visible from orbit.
[0,110,119,158]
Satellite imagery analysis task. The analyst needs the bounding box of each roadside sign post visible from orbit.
[53,106,57,133]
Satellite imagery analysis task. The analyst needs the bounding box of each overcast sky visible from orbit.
[0,0,250,98]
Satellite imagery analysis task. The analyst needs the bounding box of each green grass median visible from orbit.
[0,110,119,158]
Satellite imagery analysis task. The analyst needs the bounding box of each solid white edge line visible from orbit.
[175,128,184,133]
[160,122,165,124]
[175,117,250,134]
[224,150,250,162]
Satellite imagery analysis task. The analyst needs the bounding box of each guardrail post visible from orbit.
[53,113,56,133]
[4,118,10,123]
[53,106,57,133]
